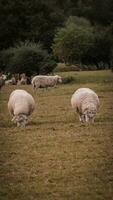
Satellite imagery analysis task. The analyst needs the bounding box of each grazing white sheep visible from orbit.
[17,78,27,85]
[0,77,5,89]
[71,88,100,123]
[0,74,7,89]
[11,76,17,85]
[19,77,27,85]
[32,75,62,90]
[17,73,27,85]
[5,80,13,85]
[5,75,17,85]
[8,89,35,127]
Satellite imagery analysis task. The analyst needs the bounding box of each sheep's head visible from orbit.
[82,107,97,123]
[2,74,7,80]
[55,75,62,83]
[12,114,28,128]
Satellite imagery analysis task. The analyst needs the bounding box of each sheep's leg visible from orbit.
[41,87,48,91]
[33,85,39,94]
[91,117,95,123]
[79,114,82,122]
[54,84,57,88]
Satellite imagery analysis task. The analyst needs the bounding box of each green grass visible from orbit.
[0,70,113,200]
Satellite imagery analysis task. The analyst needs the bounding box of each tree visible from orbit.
[82,27,113,69]
[1,41,56,76]
[91,0,113,25]
[0,0,65,51]
[52,17,94,65]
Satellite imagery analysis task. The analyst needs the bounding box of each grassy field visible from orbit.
[0,70,113,200]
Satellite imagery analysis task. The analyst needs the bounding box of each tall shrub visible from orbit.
[52,17,94,65]
[1,41,56,75]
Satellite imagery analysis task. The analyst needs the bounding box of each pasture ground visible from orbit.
[0,70,113,200]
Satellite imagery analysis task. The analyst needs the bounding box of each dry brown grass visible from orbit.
[0,70,113,200]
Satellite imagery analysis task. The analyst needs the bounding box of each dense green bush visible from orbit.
[0,48,14,71]
[52,17,94,65]
[82,27,113,69]
[52,17,113,70]
[0,41,57,75]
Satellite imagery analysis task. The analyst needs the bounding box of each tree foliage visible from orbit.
[0,0,113,71]
[0,0,113,51]
[52,17,94,65]
[82,27,113,68]
[0,41,56,75]
[52,17,113,68]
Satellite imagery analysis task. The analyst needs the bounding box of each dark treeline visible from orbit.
[0,0,113,74]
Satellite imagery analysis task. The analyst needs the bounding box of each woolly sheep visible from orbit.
[5,76,17,85]
[17,73,27,85]
[11,76,17,85]
[31,75,62,90]
[8,89,35,127]
[0,77,5,89]
[71,88,100,123]
[0,74,6,89]
[17,78,27,85]
[20,77,27,85]
[5,80,13,85]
